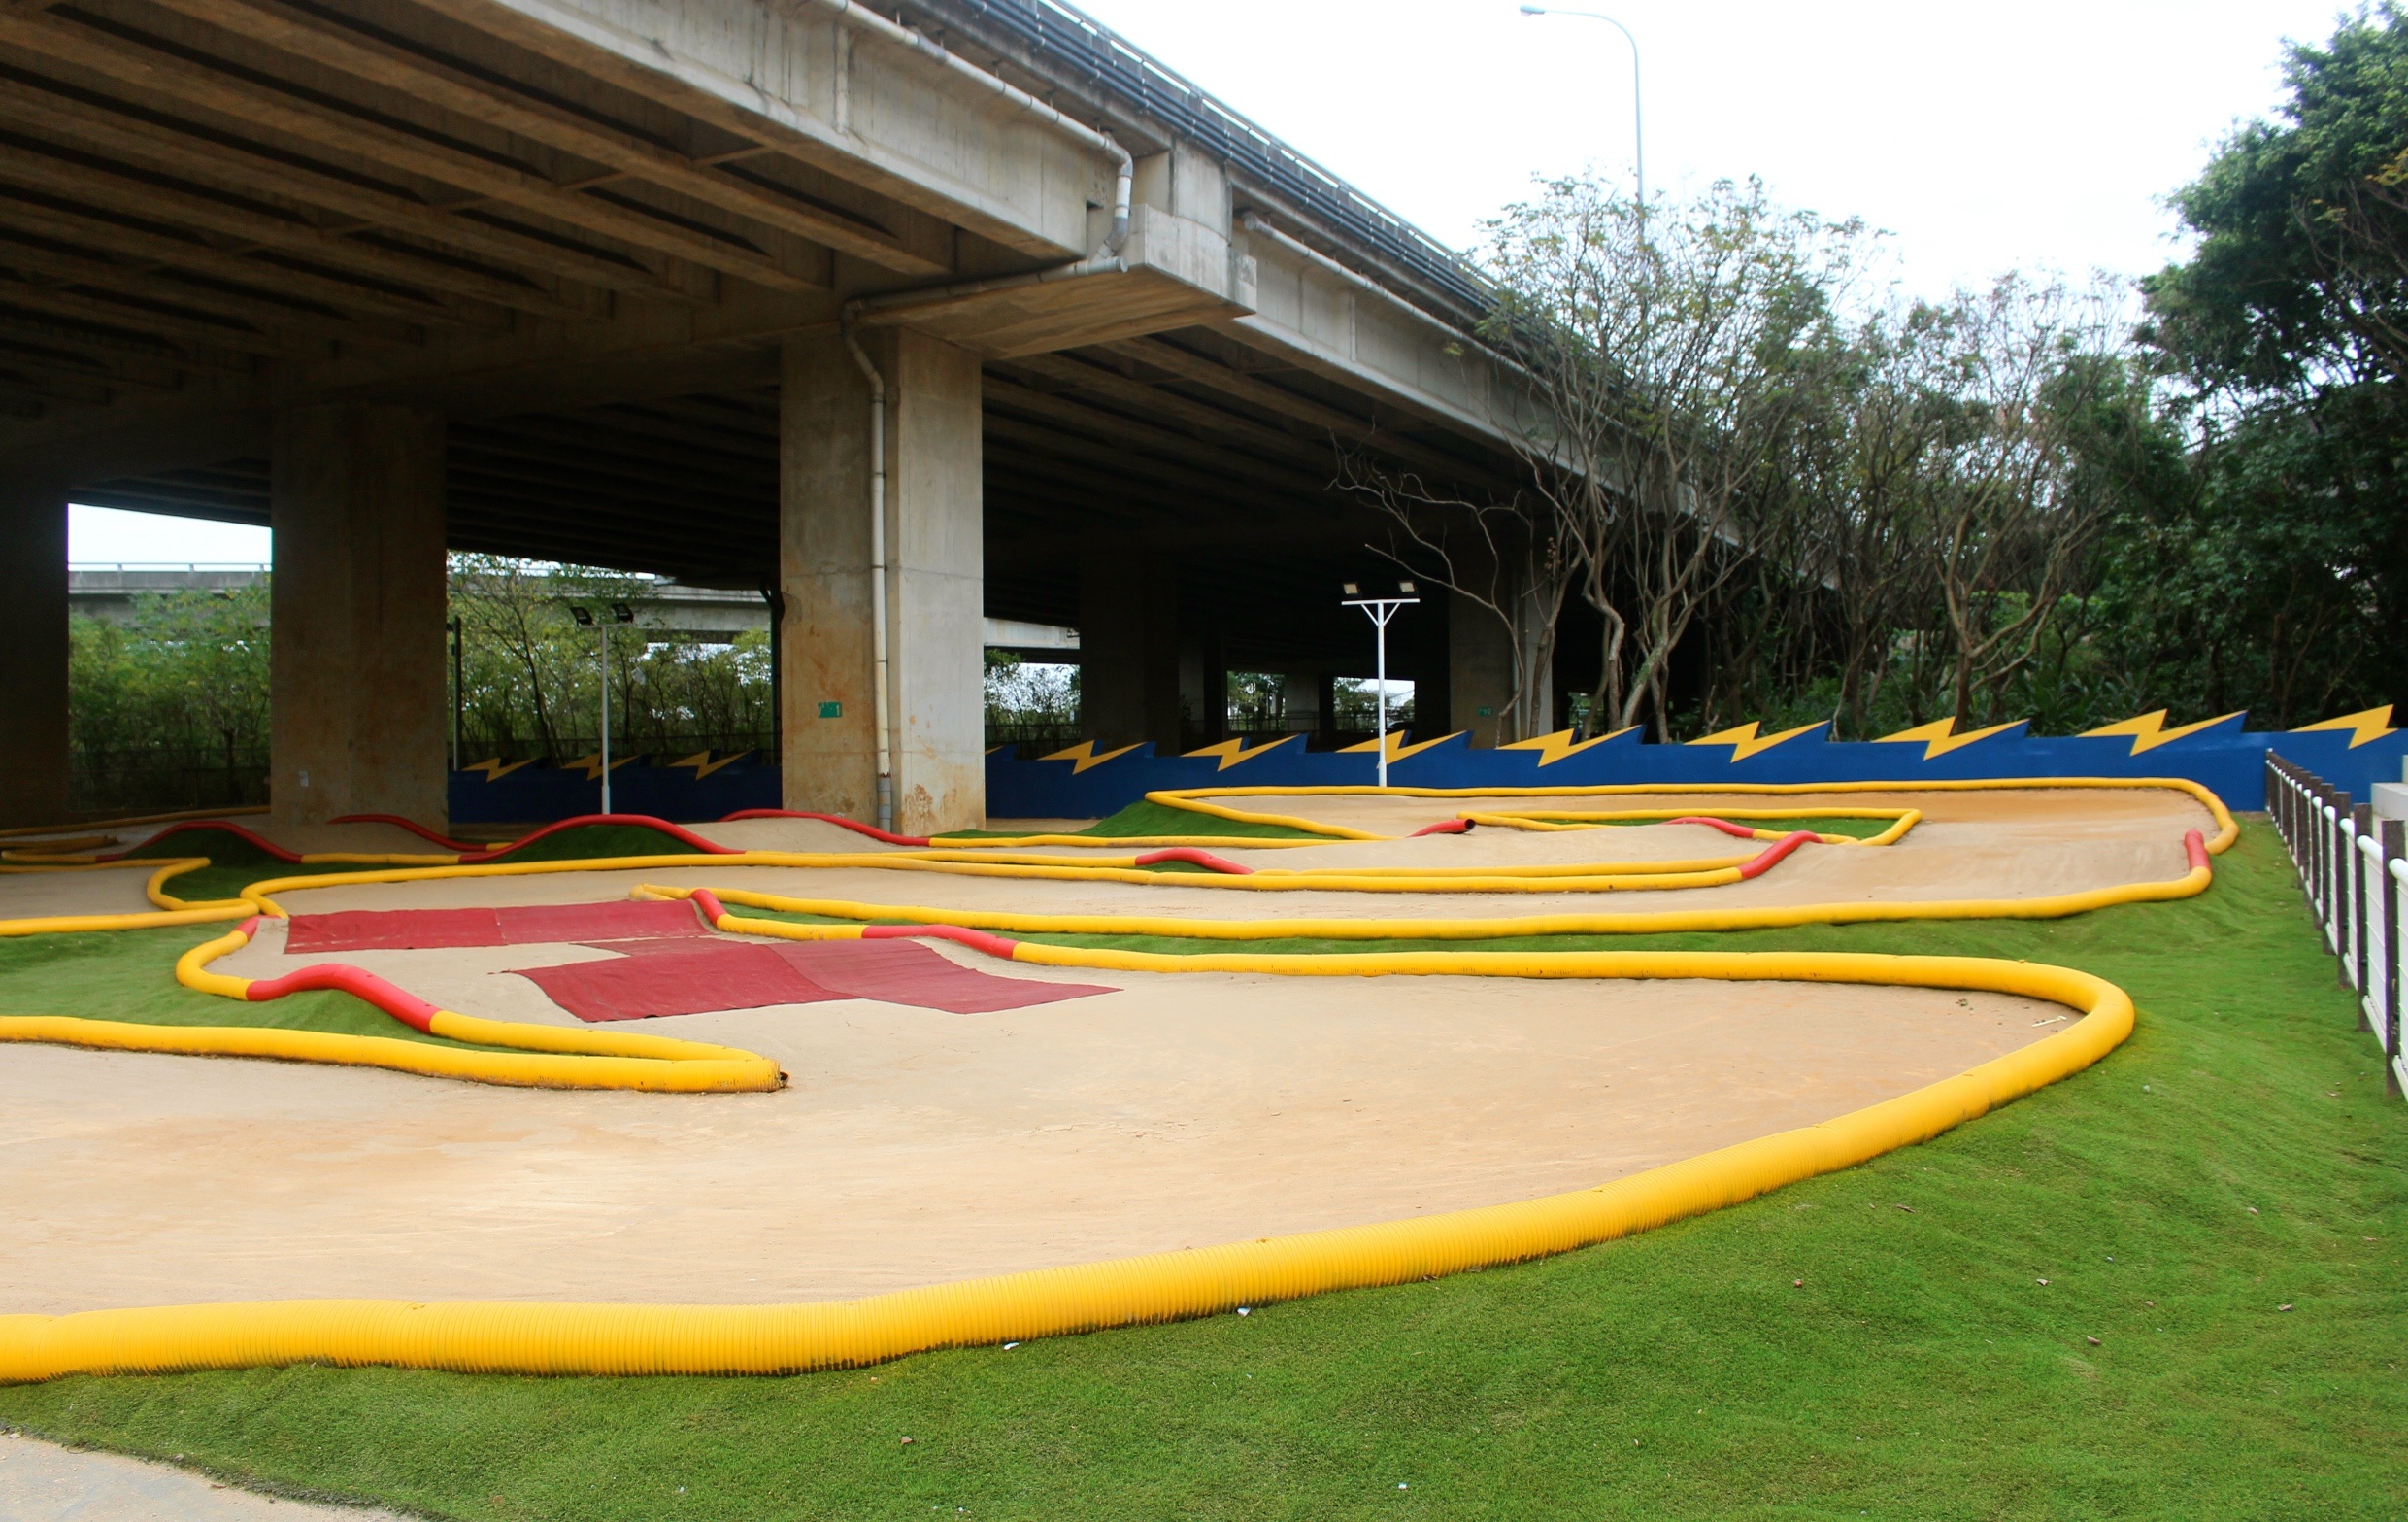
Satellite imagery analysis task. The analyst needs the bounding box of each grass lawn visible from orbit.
[2,822,2403,1520]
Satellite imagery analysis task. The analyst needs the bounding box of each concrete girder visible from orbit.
[0,61,685,308]
[0,171,474,327]
[0,4,835,295]
[1100,333,1515,491]
[430,0,1106,260]
[0,207,435,347]
[135,0,957,277]
[1225,222,1518,456]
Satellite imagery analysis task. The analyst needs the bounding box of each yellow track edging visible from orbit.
[0,948,2129,1382]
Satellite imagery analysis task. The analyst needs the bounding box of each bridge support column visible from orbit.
[780,331,985,833]
[269,405,449,831]
[0,479,68,827]
[1078,548,1181,754]
[1452,590,1521,748]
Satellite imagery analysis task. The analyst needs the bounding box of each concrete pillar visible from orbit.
[780,330,986,833]
[1180,626,1226,746]
[0,479,68,826]
[269,405,448,830]
[1078,548,1181,753]
[1451,590,1518,748]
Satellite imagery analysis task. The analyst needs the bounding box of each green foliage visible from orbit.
[449,556,772,764]
[5,829,2403,1517]
[68,584,272,811]
[983,650,1078,747]
[2124,6,2408,722]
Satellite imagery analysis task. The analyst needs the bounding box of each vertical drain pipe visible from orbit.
[845,331,895,834]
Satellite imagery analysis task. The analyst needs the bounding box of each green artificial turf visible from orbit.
[0,925,510,1050]
[5,824,2405,1520]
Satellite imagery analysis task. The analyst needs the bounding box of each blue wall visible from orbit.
[450,717,2406,826]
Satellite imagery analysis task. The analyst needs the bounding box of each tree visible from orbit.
[1917,277,2126,725]
[2135,7,2408,714]
[1478,175,1862,737]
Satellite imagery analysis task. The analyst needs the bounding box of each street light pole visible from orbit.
[1342,581,1420,789]
[572,603,636,814]
[1520,5,1644,215]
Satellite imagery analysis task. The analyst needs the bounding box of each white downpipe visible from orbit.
[846,330,896,835]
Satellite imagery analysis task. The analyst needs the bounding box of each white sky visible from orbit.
[71,0,2337,563]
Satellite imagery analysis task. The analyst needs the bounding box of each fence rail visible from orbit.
[2267,754,2406,1098]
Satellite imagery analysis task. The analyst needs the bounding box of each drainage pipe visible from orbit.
[844,330,896,835]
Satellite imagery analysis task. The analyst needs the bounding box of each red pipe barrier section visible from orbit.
[1665,815,1765,840]
[861,922,1023,959]
[2185,829,2209,871]
[327,814,485,852]
[452,814,745,862]
[242,962,445,1033]
[1409,819,1473,836]
[1735,830,1822,880]
[1131,847,1254,875]
[718,808,933,847]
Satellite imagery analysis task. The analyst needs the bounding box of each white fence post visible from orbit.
[2387,818,2406,1099]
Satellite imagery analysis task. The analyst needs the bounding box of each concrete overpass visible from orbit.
[0,0,1529,830]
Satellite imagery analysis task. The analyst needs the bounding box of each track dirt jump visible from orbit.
[0,780,2227,1380]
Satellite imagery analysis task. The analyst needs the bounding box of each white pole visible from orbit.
[598,622,612,816]
[1374,606,1390,789]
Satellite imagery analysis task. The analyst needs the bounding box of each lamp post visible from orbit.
[1519,5,1644,216]
[570,602,636,814]
[1342,580,1420,788]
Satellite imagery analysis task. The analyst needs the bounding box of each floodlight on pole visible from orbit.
[574,603,637,813]
[1520,5,1644,218]
[1342,580,1420,788]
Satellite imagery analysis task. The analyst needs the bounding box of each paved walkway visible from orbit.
[0,1430,407,1520]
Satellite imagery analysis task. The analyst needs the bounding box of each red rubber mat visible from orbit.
[284,899,711,953]
[509,937,1113,1022]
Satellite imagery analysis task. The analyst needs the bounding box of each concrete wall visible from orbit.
[0,479,67,826]
[779,330,985,832]
[268,406,449,829]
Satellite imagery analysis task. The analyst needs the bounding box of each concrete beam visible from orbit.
[779,329,984,832]
[1226,221,1519,455]
[0,475,67,827]
[268,405,449,829]
[452,0,1107,259]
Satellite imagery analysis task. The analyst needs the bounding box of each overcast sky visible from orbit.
[73,0,2346,563]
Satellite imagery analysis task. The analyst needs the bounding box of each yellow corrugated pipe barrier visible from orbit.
[0,779,2224,1381]
[0,949,2128,1382]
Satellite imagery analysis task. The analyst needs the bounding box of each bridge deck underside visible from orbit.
[76,321,1501,671]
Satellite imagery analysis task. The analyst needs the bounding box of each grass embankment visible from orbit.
[4,825,2404,1519]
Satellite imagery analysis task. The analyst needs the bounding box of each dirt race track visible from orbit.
[0,785,2212,1317]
